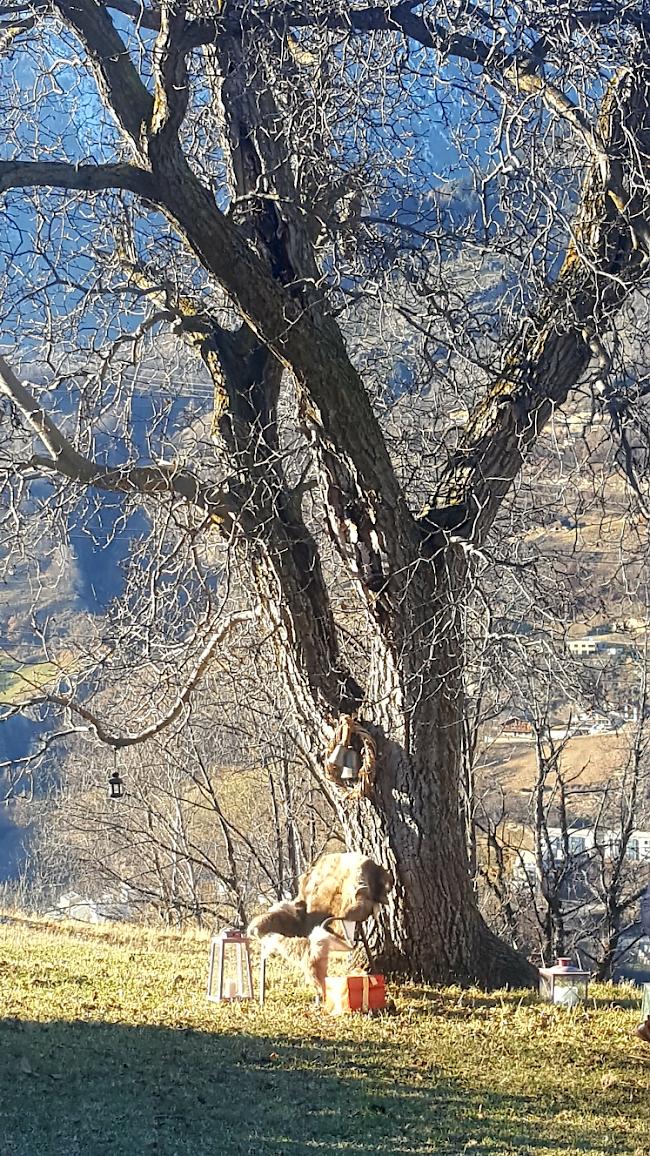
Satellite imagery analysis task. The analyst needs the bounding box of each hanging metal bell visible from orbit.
[340,749,361,782]
[328,741,348,769]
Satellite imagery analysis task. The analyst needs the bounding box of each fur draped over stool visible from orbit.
[248,852,393,998]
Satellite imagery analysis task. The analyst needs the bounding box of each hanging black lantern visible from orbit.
[107,770,125,800]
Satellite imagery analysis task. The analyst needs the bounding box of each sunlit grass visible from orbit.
[0,652,76,705]
[0,912,647,1155]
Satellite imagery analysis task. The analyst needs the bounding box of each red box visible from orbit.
[324,973,385,1015]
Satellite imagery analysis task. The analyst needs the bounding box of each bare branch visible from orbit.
[426,64,650,542]
[41,610,256,748]
[0,159,156,199]
[103,0,160,30]
[53,0,153,153]
[150,1,192,143]
[0,352,239,525]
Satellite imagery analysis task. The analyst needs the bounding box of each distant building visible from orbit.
[48,887,134,924]
[567,637,599,656]
[500,717,532,736]
[500,824,650,885]
[566,632,635,658]
[546,825,650,864]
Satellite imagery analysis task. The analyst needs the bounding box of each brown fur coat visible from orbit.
[248,853,393,997]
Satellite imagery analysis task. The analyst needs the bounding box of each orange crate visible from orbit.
[324,973,385,1015]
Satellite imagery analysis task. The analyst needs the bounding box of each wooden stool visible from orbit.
[206,927,254,1002]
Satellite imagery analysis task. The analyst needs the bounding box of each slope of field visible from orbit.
[479,732,631,801]
[0,914,647,1156]
[0,660,65,706]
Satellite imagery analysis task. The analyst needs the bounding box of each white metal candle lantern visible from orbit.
[539,957,589,1007]
[206,927,254,1002]
[637,984,650,1043]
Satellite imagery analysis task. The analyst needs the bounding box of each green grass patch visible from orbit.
[0,914,648,1155]
[0,660,65,705]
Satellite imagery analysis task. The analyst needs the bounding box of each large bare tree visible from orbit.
[2,1,650,984]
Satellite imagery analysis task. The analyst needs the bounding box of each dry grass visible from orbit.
[0,913,648,1156]
[478,733,629,799]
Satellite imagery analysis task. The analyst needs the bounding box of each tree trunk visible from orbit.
[324,560,539,988]
[340,759,537,987]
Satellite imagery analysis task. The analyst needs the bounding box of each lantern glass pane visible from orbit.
[207,933,253,1002]
[553,975,587,1006]
[539,974,553,1001]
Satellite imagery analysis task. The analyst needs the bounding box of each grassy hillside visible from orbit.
[0,915,647,1156]
[0,661,62,705]
[479,732,631,799]
[0,652,77,706]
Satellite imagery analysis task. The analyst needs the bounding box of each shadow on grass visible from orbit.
[0,1014,635,1156]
